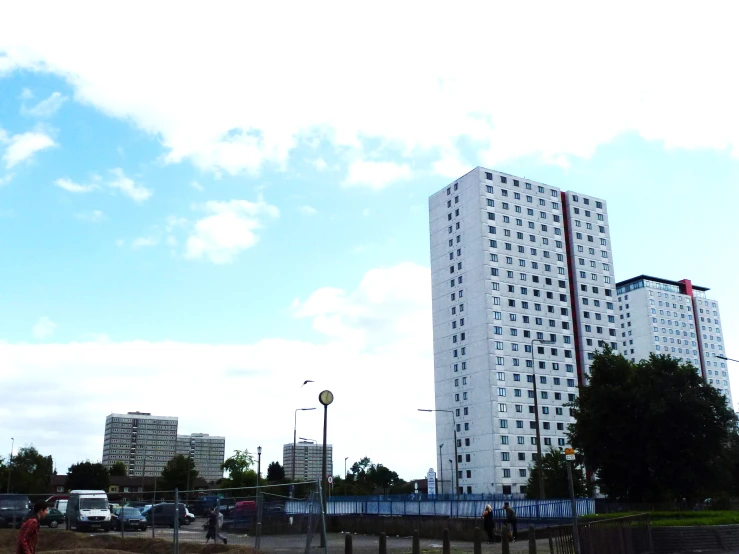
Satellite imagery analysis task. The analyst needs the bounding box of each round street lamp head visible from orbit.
[319,390,334,406]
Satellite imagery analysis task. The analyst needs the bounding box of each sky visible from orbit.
[1,1,739,482]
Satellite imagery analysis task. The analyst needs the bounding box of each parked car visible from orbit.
[0,494,31,528]
[184,507,195,524]
[111,507,147,531]
[41,508,66,528]
[141,503,187,528]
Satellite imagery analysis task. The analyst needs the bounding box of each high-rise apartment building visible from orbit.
[176,433,226,483]
[102,412,178,476]
[283,442,333,482]
[616,275,732,404]
[429,167,618,494]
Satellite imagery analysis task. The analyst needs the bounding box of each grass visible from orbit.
[580,511,739,527]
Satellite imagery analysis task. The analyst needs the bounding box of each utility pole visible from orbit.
[565,448,581,554]
[318,390,334,549]
[6,438,14,494]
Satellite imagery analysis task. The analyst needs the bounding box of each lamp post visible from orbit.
[531,338,555,501]
[419,409,458,498]
[6,438,14,494]
[438,444,444,495]
[293,408,316,485]
[318,390,334,549]
[299,437,317,443]
[256,446,262,549]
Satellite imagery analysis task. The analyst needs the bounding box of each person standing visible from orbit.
[16,500,48,554]
[503,501,517,541]
[204,508,215,544]
[214,506,227,545]
[481,504,494,544]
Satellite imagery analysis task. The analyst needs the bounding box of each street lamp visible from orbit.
[6,438,14,494]
[299,437,317,444]
[438,444,444,495]
[256,446,262,550]
[344,457,348,479]
[718,355,739,363]
[531,338,555,501]
[293,408,316,484]
[419,409,459,498]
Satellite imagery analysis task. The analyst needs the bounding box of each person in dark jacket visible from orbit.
[503,502,517,540]
[17,501,48,554]
[482,504,495,543]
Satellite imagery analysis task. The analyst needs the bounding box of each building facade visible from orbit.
[282,442,333,482]
[429,167,618,494]
[176,433,226,483]
[616,275,731,403]
[102,412,178,477]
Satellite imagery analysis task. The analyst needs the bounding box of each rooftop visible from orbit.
[616,274,709,292]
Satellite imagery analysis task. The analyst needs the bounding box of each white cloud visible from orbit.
[0,263,434,481]
[190,180,204,192]
[432,148,472,179]
[2,4,737,174]
[19,88,34,100]
[75,210,105,223]
[55,177,97,193]
[22,91,66,117]
[32,316,57,339]
[2,131,56,169]
[0,174,12,187]
[108,168,152,202]
[344,161,412,190]
[298,205,317,216]
[185,198,279,264]
[131,236,158,249]
[312,158,327,171]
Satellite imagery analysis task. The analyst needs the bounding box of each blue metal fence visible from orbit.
[285,495,595,519]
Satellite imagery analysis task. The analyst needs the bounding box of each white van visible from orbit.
[65,490,111,532]
[55,499,67,514]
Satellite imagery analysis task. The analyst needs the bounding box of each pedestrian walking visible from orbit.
[503,501,517,541]
[16,500,49,554]
[482,504,495,544]
[214,506,227,545]
[204,508,215,543]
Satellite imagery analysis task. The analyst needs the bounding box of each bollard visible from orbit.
[502,524,510,554]
[413,530,420,554]
[443,528,450,554]
[473,527,482,554]
[529,525,537,553]
[547,526,554,554]
[379,531,387,554]
[345,533,353,554]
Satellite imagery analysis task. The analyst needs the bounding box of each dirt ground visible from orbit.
[0,529,255,553]
[1,528,547,553]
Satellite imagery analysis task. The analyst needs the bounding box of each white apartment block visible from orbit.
[102,412,178,477]
[176,433,226,483]
[429,167,618,495]
[616,275,732,404]
[283,442,333,482]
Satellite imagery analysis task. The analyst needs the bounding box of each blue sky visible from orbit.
[1,2,738,480]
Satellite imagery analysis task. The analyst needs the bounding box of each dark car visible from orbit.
[41,508,66,528]
[0,494,31,528]
[141,503,187,528]
[111,507,147,531]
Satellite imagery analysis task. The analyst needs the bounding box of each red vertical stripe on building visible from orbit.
[560,192,586,387]
[679,278,707,379]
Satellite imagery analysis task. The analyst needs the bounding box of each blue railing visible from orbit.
[285,496,595,519]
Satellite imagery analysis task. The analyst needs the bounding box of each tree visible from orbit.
[569,348,736,503]
[109,461,128,477]
[267,461,285,482]
[367,464,401,495]
[344,457,408,495]
[220,449,257,489]
[160,455,198,491]
[5,447,55,494]
[66,462,110,491]
[525,448,589,499]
